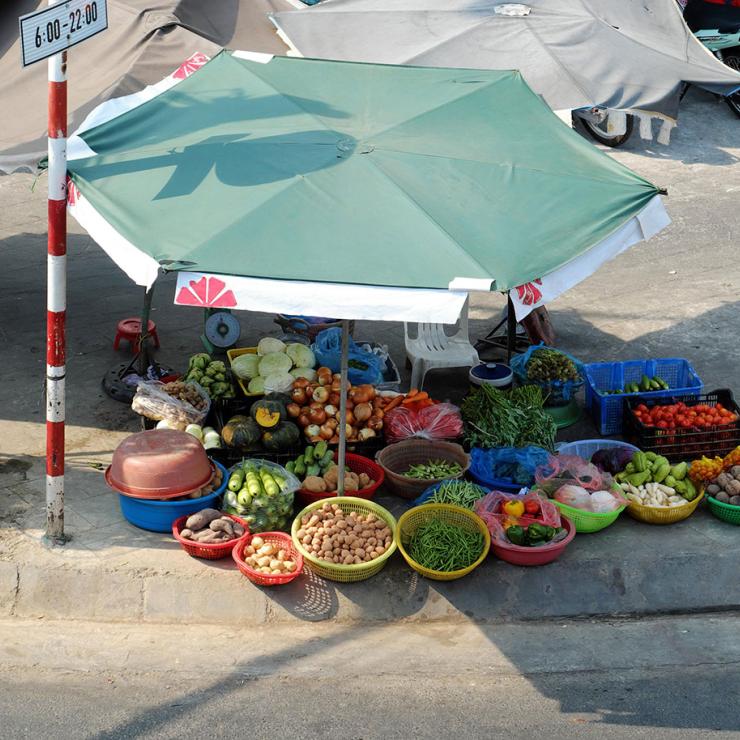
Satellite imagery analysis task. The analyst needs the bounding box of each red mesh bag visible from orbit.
[385,403,463,443]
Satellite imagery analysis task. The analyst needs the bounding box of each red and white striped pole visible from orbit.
[46,0,67,543]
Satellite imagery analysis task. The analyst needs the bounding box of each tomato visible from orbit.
[657,420,668,429]
[636,404,649,413]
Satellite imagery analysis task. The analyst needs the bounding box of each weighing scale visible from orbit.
[201,309,241,355]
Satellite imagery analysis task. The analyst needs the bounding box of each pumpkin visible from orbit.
[261,421,300,451]
[251,399,286,429]
[221,415,261,448]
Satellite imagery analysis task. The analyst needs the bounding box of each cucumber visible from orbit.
[314,440,328,459]
[306,463,320,477]
[304,445,315,465]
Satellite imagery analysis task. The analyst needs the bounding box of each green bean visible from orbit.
[428,480,486,509]
[403,459,463,479]
[408,518,484,572]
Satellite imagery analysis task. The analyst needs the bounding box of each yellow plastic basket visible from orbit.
[626,490,704,525]
[395,504,491,581]
[291,497,398,582]
[226,347,264,398]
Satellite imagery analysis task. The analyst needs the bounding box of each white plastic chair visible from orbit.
[404,296,479,390]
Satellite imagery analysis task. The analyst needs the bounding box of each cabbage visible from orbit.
[247,376,265,394]
[286,343,316,369]
[258,352,293,377]
[231,353,261,380]
[290,367,317,382]
[263,372,295,394]
[257,337,286,356]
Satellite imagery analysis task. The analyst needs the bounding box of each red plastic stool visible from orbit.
[114,318,160,353]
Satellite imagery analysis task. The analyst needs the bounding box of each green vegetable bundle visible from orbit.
[408,519,484,572]
[403,459,463,479]
[461,385,557,451]
[526,349,579,383]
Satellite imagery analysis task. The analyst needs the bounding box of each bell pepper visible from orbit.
[502,517,519,530]
[505,525,526,546]
[523,499,540,516]
[525,523,550,544]
[503,499,525,518]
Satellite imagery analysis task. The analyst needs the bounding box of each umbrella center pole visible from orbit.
[336,319,350,496]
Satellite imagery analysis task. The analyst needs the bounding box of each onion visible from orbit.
[306,424,321,438]
[326,418,338,430]
[328,392,341,407]
[367,415,384,431]
[312,386,330,404]
[353,402,372,422]
[298,414,310,428]
[308,407,327,425]
[324,404,337,417]
[319,423,334,440]
[291,387,307,405]
[286,403,301,418]
[292,378,310,389]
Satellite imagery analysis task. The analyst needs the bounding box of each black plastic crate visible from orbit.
[624,388,740,462]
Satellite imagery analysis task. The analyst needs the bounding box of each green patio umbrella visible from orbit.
[65,49,670,489]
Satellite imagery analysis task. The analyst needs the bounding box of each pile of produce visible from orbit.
[407,518,484,572]
[223,461,296,532]
[603,375,669,395]
[184,354,235,400]
[524,348,580,383]
[590,446,634,475]
[288,373,388,443]
[132,380,209,429]
[179,508,245,543]
[285,442,377,494]
[230,338,316,395]
[504,522,566,547]
[705,466,740,506]
[295,502,392,564]
[403,459,463,479]
[461,385,557,450]
[614,451,699,503]
[221,396,300,452]
[157,421,223,451]
[690,446,740,485]
[425,480,486,509]
[631,401,737,430]
[553,484,625,513]
[240,536,299,575]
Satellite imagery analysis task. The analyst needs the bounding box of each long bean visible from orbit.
[403,459,463,479]
[428,480,486,509]
[408,519,484,572]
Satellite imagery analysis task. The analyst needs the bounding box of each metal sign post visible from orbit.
[19,0,108,543]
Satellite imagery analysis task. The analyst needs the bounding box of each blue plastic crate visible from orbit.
[584,358,702,436]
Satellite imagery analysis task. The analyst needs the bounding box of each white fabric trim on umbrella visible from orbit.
[509,194,670,320]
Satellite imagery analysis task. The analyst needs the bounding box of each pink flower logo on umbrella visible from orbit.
[515,279,543,306]
[172,52,210,80]
[176,276,237,308]
[66,177,80,207]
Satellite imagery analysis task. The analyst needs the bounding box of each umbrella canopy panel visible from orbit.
[0,0,291,173]
[67,51,661,300]
[271,0,740,121]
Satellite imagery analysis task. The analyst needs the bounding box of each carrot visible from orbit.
[406,388,419,398]
[403,391,429,405]
[383,395,404,412]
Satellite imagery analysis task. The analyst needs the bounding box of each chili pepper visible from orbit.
[523,499,540,515]
[505,525,526,546]
[503,499,525,517]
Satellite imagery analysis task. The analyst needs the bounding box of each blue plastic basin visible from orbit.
[118,460,228,532]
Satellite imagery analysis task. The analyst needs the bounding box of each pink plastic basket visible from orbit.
[491,516,575,566]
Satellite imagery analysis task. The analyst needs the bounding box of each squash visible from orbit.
[261,421,300,451]
[221,415,261,448]
[251,399,286,429]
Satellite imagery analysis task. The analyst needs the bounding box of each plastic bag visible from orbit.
[131,380,210,430]
[534,454,613,496]
[553,484,626,513]
[385,403,463,443]
[474,490,562,544]
[469,445,551,488]
[510,343,584,406]
[312,328,384,385]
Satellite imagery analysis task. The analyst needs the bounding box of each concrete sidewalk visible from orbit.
[0,88,739,626]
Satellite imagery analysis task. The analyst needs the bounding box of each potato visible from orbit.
[730,495,740,506]
[716,491,731,503]
[185,508,221,532]
[344,476,359,492]
[304,476,327,493]
[210,518,234,538]
[252,536,265,549]
[180,528,194,540]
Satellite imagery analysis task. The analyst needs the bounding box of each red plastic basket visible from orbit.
[490,516,575,566]
[295,452,385,507]
[171,513,249,560]
[232,531,304,586]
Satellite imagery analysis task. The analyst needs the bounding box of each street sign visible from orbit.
[19,0,107,67]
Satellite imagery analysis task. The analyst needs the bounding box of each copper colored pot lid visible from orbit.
[106,430,213,499]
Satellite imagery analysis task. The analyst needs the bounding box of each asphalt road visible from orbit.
[1,616,739,739]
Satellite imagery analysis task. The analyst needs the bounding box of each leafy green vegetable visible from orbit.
[461,384,556,451]
[231,353,260,380]
[286,343,316,369]
[258,352,293,377]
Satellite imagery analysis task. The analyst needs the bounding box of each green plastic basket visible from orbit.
[553,501,626,533]
[706,496,740,525]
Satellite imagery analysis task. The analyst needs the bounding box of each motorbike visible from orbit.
[682,0,740,118]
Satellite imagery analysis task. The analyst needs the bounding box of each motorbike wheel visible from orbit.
[722,54,740,119]
[575,113,635,147]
